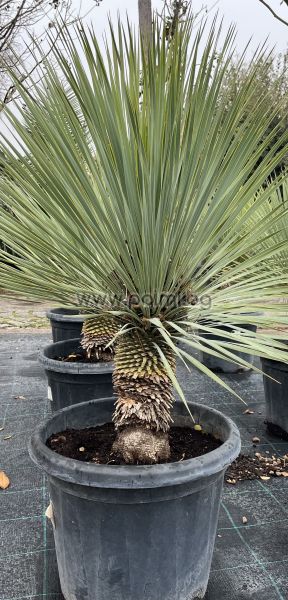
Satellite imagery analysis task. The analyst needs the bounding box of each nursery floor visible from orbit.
[1,332,288,600]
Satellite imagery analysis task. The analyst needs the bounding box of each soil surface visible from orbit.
[46,422,222,465]
[226,452,288,484]
[56,351,113,364]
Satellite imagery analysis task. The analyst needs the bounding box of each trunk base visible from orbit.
[112,426,171,464]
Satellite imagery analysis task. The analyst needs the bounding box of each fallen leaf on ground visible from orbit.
[14,395,26,400]
[252,437,260,444]
[242,516,248,524]
[194,424,202,432]
[45,503,55,528]
[0,427,4,431]
[281,472,288,477]
[3,435,13,440]
[243,409,254,415]
[0,471,10,489]
[226,478,236,485]
[260,475,270,481]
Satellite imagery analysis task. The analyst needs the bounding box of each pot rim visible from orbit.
[29,398,241,490]
[39,338,114,374]
[46,307,85,323]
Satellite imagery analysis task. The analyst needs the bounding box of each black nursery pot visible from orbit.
[29,397,240,600]
[261,353,288,438]
[200,322,257,373]
[39,338,114,412]
[46,308,85,343]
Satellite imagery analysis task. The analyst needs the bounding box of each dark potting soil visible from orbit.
[226,452,288,485]
[46,422,222,465]
[55,352,113,364]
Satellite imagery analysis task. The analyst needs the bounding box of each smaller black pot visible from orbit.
[46,308,85,343]
[39,338,114,412]
[261,352,288,438]
[200,322,257,373]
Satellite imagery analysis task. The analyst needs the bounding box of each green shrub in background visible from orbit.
[220,50,288,174]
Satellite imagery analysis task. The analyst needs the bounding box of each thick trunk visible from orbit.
[138,0,152,47]
[81,315,119,359]
[113,426,170,464]
[112,330,176,464]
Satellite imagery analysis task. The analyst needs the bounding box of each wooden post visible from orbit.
[138,0,152,48]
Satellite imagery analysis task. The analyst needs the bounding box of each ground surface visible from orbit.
[0,292,50,330]
[1,331,288,600]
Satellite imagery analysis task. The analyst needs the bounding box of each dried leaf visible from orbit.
[260,475,270,481]
[281,472,288,477]
[252,437,260,444]
[14,395,26,400]
[194,424,202,432]
[3,435,13,440]
[45,503,55,528]
[242,516,248,524]
[0,471,10,490]
[243,409,254,415]
[227,478,236,485]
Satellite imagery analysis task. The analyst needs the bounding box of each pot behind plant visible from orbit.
[200,322,257,373]
[261,353,288,438]
[39,338,114,412]
[29,397,240,600]
[46,308,85,343]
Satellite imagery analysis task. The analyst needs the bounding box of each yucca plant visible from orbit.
[1,18,288,463]
[254,177,288,278]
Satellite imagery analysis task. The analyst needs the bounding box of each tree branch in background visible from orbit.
[159,1,220,40]
[163,1,188,39]
[257,0,288,26]
[0,0,101,107]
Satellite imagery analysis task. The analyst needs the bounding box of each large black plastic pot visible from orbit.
[29,397,240,600]
[200,322,257,373]
[39,339,114,412]
[46,308,85,343]
[261,353,288,438]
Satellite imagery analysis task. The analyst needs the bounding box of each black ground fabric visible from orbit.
[0,332,288,600]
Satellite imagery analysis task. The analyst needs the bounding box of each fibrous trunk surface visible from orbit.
[113,330,176,463]
[81,315,119,359]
